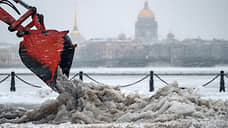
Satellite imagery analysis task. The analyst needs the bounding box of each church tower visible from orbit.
[70,10,85,44]
[135,0,158,44]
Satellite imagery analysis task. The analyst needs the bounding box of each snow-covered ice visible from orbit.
[1,68,228,128]
[0,67,228,106]
[0,67,228,127]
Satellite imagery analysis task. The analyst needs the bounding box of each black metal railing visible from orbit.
[0,70,227,92]
[71,70,227,92]
[0,72,41,92]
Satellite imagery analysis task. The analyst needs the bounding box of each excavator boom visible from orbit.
[0,0,76,92]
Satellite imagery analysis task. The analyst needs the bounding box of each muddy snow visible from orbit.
[1,70,228,128]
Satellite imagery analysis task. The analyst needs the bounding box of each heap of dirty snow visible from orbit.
[1,70,228,128]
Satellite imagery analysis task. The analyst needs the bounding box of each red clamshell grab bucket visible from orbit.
[19,30,75,92]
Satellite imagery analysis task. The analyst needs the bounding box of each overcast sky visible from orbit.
[0,0,228,43]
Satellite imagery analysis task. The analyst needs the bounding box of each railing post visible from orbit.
[220,70,225,92]
[79,71,83,81]
[10,72,16,92]
[149,71,154,92]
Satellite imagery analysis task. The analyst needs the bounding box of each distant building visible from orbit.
[166,32,176,43]
[0,43,21,66]
[0,44,11,64]
[135,0,158,44]
[167,32,175,40]
[69,1,228,67]
[70,10,85,44]
[74,40,145,67]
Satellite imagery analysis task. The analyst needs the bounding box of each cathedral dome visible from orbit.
[138,9,154,18]
[138,1,154,18]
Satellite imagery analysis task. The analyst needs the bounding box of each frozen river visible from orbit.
[0,67,228,105]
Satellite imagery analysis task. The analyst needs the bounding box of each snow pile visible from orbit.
[0,122,192,128]
[1,71,228,127]
[0,104,26,124]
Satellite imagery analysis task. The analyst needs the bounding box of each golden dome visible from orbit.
[138,0,154,18]
[138,9,154,18]
[168,32,174,36]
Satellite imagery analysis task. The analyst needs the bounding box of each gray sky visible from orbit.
[0,0,228,43]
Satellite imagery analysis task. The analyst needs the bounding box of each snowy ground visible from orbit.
[0,122,195,128]
[1,75,228,128]
[0,122,197,128]
[0,67,228,106]
[1,67,228,128]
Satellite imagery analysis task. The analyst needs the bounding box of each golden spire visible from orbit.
[74,9,77,28]
[73,9,79,31]
[71,9,80,35]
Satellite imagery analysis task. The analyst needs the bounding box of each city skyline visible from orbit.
[0,0,227,44]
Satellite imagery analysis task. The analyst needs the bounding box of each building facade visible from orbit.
[0,43,21,67]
